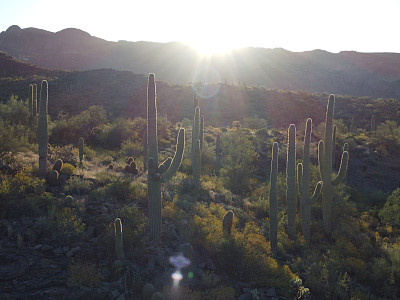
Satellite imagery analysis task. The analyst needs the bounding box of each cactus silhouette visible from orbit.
[38,80,48,178]
[270,142,278,255]
[114,218,126,261]
[298,118,323,242]
[318,95,349,234]
[191,94,203,184]
[286,124,297,239]
[53,159,63,173]
[222,210,234,238]
[147,73,185,243]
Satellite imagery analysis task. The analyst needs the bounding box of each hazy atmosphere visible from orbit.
[1,0,400,53]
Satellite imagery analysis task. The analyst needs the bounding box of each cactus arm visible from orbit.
[162,128,185,182]
[332,151,349,186]
[158,157,172,174]
[297,162,303,195]
[332,125,336,168]
[192,107,200,148]
[200,115,204,151]
[309,181,323,205]
[318,140,325,180]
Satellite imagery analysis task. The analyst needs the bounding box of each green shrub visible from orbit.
[379,188,400,227]
[64,176,93,195]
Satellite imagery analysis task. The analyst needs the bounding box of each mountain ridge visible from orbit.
[1,25,400,99]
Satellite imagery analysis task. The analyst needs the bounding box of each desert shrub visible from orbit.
[119,139,143,159]
[205,286,236,300]
[67,259,102,288]
[64,176,93,195]
[50,105,107,145]
[379,188,400,227]
[89,178,146,205]
[113,204,147,258]
[50,145,78,165]
[220,131,258,195]
[244,115,268,129]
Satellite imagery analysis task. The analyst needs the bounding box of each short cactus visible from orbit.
[38,80,48,178]
[47,169,59,186]
[222,210,234,238]
[270,142,278,255]
[371,114,376,131]
[78,137,84,164]
[147,73,185,243]
[114,218,127,261]
[53,159,63,173]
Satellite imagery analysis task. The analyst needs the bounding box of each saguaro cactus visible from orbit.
[114,218,127,261]
[270,142,278,255]
[38,80,48,178]
[318,95,349,234]
[298,118,323,242]
[286,124,297,239]
[191,94,204,184]
[147,73,185,243]
[78,137,84,164]
[222,210,234,238]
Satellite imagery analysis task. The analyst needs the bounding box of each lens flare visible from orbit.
[192,67,221,100]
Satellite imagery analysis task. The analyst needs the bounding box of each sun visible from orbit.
[187,37,241,55]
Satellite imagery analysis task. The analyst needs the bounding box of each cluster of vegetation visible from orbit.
[1,75,400,300]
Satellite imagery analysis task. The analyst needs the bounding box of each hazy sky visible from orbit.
[1,0,399,54]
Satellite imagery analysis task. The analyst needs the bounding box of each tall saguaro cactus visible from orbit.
[298,118,323,242]
[38,80,48,178]
[270,142,278,255]
[286,124,297,239]
[191,94,204,184]
[318,95,349,234]
[147,73,185,243]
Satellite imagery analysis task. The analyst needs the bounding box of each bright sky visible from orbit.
[1,0,399,54]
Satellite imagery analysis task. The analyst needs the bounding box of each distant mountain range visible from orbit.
[1,25,400,99]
